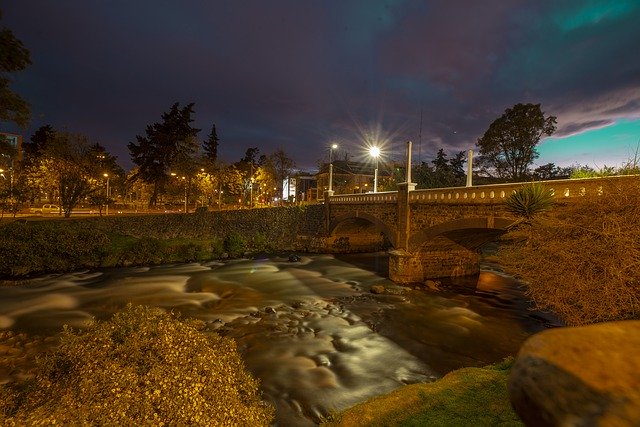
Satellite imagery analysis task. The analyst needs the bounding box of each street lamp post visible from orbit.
[328,143,338,194]
[369,146,380,193]
[250,177,254,208]
[182,176,187,213]
[103,173,109,216]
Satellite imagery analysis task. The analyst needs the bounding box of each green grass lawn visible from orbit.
[323,358,523,427]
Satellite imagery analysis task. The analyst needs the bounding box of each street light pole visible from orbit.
[328,143,337,193]
[250,178,254,208]
[103,173,109,216]
[369,146,380,193]
[182,176,187,213]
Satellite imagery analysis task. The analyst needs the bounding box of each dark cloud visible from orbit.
[2,0,639,170]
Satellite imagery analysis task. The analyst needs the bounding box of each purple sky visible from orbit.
[3,1,640,171]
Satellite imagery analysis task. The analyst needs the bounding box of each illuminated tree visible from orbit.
[476,103,557,180]
[235,148,266,206]
[43,132,98,217]
[220,166,244,204]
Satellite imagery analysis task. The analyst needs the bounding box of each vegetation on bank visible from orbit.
[323,358,521,427]
[0,305,274,426]
[0,220,246,278]
[0,206,318,278]
[498,178,640,326]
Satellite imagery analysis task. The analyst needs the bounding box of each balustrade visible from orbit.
[327,175,638,205]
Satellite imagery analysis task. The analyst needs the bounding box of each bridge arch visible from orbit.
[328,212,397,248]
[409,216,516,250]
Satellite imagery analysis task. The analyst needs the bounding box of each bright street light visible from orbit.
[369,146,380,192]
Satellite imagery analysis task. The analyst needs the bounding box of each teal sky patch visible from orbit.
[555,0,636,32]
[538,119,640,168]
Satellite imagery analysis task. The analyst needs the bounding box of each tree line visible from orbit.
[0,108,298,217]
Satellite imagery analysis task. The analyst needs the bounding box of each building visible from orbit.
[0,132,23,170]
[282,174,317,203]
[313,159,393,199]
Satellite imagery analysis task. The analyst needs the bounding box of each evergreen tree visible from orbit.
[203,124,219,163]
[432,148,449,172]
[128,102,200,207]
[23,124,55,166]
[415,149,467,189]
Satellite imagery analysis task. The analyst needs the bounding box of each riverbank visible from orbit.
[496,180,640,326]
[0,206,323,278]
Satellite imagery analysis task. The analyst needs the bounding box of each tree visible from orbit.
[234,148,266,206]
[476,103,557,180]
[532,162,571,180]
[265,148,296,197]
[0,10,31,128]
[128,102,200,207]
[22,124,55,167]
[202,124,219,163]
[414,149,466,189]
[43,131,98,217]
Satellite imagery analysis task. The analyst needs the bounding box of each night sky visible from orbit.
[3,1,640,172]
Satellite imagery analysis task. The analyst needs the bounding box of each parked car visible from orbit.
[30,204,61,215]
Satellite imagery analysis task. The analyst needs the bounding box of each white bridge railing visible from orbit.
[328,175,640,205]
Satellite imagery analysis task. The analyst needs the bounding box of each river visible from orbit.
[0,253,560,425]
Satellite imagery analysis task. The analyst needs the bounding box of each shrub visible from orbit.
[223,232,246,257]
[210,239,225,258]
[0,222,109,277]
[117,237,167,266]
[169,242,204,262]
[505,182,555,219]
[0,305,274,425]
[251,233,271,252]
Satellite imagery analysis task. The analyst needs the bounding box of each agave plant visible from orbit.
[505,182,555,218]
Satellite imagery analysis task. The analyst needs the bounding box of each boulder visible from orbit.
[509,320,640,426]
[370,285,385,294]
[425,280,440,291]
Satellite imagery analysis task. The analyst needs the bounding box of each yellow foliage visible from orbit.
[0,304,273,426]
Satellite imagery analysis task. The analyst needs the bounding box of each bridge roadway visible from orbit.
[320,175,638,283]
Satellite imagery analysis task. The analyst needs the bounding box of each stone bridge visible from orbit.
[319,175,638,283]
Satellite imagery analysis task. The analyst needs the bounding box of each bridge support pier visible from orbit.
[389,247,481,284]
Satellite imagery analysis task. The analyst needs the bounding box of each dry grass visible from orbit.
[498,179,640,325]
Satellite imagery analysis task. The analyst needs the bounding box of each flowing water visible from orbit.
[0,253,560,425]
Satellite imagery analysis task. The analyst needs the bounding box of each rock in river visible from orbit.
[508,320,640,426]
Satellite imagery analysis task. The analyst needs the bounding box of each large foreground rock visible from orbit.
[509,320,640,426]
